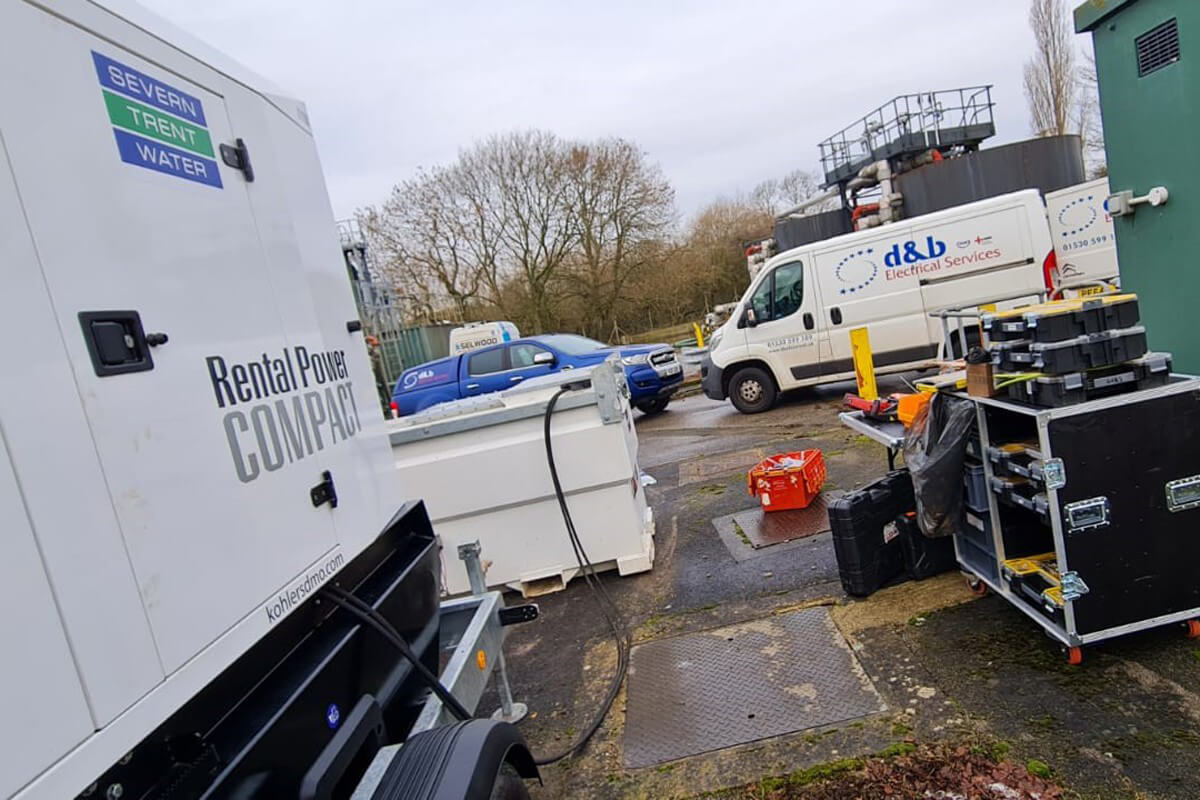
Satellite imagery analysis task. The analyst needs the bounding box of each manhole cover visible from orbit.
[623,607,885,768]
[678,448,763,486]
[734,493,833,548]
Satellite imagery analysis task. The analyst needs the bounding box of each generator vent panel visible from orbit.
[1136,18,1180,77]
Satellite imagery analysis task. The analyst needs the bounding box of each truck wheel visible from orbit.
[489,765,532,800]
[636,397,669,415]
[728,366,776,414]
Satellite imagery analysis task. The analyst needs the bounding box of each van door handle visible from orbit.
[803,312,814,330]
[466,383,480,390]
[510,375,524,382]
[830,307,843,325]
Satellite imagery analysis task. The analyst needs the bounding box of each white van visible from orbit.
[702,189,1108,413]
[1044,177,1119,288]
[448,320,520,354]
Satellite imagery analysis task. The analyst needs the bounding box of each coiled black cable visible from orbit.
[531,386,631,765]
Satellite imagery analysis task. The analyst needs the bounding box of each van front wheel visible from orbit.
[729,366,777,414]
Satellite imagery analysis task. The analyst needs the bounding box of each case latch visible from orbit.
[1063,496,1110,532]
[1061,571,1090,601]
[1041,458,1066,490]
[1165,475,1200,513]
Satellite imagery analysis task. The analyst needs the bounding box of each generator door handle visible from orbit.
[830,307,843,325]
[803,312,814,330]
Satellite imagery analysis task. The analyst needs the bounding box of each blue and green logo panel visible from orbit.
[92,51,222,189]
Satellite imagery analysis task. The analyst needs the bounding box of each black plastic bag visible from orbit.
[902,392,975,538]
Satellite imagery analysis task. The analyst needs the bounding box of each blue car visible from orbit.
[391,334,683,417]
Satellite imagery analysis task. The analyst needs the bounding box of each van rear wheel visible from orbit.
[729,366,777,414]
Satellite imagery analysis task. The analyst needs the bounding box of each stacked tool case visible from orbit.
[830,470,958,596]
[952,380,1200,653]
[982,295,1162,404]
[949,293,1200,657]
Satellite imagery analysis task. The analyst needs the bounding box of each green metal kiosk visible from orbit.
[1077,0,1197,371]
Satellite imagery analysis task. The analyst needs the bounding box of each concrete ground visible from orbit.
[483,376,1200,799]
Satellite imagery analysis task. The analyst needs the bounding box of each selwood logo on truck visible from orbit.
[703,189,1119,413]
[1,2,542,798]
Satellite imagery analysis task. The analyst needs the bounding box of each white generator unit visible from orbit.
[1,2,541,798]
[388,360,655,596]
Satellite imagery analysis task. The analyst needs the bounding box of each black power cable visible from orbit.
[319,382,630,767]
[531,386,631,765]
[319,585,471,721]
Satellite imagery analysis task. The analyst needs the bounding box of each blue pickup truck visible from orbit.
[391,333,684,417]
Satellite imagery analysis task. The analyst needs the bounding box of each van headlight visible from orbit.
[708,329,723,350]
[622,354,649,366]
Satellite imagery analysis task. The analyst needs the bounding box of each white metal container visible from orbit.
[388,362,655,596]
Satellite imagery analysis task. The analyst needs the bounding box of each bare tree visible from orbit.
[361,166,489,322]
[481,131,578,332]
[563,139,675,339]
[1024,0,1076,137]
[748,169,836,217]
[1077,49,1107,176]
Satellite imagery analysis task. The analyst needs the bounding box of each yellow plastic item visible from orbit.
[983,293,1137,322]
[1003,553,1065,608]
[849,326,878,401]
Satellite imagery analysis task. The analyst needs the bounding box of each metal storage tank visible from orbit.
[894,135,1086,218]
[774,209,852,251]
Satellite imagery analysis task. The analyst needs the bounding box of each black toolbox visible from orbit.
[990,325,1147,374]
[982,294,1139,343]
[989,475,1052,526]
[829,470,913,597]
[896,512,956,580]
[1005,352,1171,407]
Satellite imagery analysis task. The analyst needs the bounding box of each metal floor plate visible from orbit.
[734,493,832,548]
[623,607,886,768]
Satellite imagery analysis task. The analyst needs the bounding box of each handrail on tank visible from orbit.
[818,86,995,186]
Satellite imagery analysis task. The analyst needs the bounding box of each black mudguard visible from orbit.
[366,719,539,800]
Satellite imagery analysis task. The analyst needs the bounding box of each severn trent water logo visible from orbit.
[92,51,223,188]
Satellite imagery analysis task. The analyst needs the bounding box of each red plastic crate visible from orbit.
[748,450,826,512]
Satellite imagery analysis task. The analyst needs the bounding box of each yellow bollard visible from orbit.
[692,322,705,349]
[850,327,878,401]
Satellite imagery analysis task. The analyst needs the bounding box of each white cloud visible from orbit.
[135,0,1052,221]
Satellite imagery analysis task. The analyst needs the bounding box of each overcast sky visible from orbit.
[137,0,1062,222]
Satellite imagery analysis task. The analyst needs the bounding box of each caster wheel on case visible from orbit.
[965,575,988,597]
[1185,619,1200,639]
[1064,646,1083,666]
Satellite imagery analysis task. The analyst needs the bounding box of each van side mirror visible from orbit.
[533,351,555,366]
[740,307,758,329]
